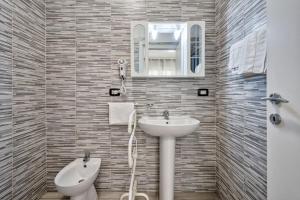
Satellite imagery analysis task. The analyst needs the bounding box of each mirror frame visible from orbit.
[131,21,205,78]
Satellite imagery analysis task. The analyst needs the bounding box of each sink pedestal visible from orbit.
[160,137,175,200]
[138,116,200,200]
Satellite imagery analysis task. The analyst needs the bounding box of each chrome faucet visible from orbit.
[83,150,90,164]
[146,103,154,111]
[163,110,169,120]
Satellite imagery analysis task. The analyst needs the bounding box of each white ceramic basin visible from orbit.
[138,116,200,137]
[138,115,200,200]
[55,158,101,199]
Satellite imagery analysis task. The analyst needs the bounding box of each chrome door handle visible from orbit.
[261,93,289,104]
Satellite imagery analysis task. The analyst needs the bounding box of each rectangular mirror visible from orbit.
[131,21,205,78]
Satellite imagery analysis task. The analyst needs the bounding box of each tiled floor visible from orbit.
[41,192,219,200]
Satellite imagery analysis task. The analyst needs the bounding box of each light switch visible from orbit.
[198,89,209,96]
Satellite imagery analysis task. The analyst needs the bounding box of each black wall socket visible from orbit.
[109,88,121,96]
[198,89,209,96]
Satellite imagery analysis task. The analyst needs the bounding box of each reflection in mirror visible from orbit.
[148,23,187,76]
[133,24,146,73]
[190,24,202,73]
[131,21,205,77]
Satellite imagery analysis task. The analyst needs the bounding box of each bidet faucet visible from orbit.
[83,150,90,163]
[146,103,154,111]
[163,110,169,120]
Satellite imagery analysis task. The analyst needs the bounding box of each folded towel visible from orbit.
[108,102,135,125]
[229,39,246,74]
[229,25,267,75]
[253,26,267,73]
[242,31,257,74]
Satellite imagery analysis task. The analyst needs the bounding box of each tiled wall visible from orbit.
[0,0,268,198]
[0,0,46,200]
[215,0,267,200]
[46,0,217,193]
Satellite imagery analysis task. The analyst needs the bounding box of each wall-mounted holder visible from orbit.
[118,59,128,96]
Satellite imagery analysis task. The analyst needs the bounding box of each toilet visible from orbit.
[55,158,101,200]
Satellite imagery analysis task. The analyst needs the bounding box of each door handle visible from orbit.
[261,93,289,104]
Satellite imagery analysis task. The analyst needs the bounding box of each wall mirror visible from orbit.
[131,21,205,78]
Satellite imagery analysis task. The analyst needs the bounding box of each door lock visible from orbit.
[269,113,282,125]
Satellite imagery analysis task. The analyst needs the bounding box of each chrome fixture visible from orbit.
[118,59,128,96]
[269,114,282,125]
[146,103,154,111]
[83,150,90,164]
[163,110,170,120]
[262,93,289,125]
[146,103,154,107]
[262,93,289,105]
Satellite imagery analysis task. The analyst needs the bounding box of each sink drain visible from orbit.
[78,179,85,183]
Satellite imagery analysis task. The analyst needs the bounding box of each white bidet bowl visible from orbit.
[55,158,101,200]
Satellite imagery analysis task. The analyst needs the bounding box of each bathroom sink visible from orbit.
[138,115,200,200]
[138,116,200,137]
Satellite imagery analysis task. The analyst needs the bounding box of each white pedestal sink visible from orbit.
[138,116,200,200]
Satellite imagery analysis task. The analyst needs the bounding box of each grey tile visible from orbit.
[0,0,13,199]
[45,0,217,193]
[12,0,46,199]
[0,0,46,199]
[215,0,267,199]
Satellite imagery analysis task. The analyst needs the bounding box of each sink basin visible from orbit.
[138,116,200,137]
[138,115,200,200]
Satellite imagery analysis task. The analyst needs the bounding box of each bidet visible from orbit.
[55,158,101,200]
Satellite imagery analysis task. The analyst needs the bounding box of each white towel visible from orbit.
[229,26,267,75]
[241,31,257,74]
[253,26,267,73]
[108,102,135,125]
[229,39,246,74]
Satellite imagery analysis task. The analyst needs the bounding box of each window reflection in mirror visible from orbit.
[190,24,202,73]
[148,23,187,76]
[133,24,146,73]
[131,21,205,78]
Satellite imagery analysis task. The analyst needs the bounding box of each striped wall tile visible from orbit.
[146,0,182,21]
[46,0,217,193]
[0,0,268,199]
[76,0,112,190]
[12,0,46,199]
[0,0,47,199]
[45,0,77,191]
[0,1,13,199]
[215,0,267,199]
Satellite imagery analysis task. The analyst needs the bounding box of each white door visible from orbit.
[267,0,300,199]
